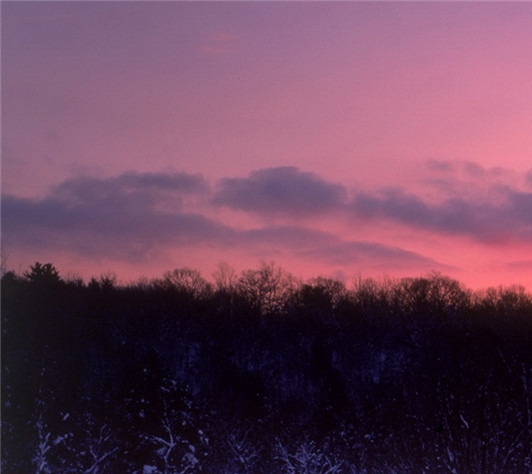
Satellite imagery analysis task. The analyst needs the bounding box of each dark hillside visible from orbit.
[2,263,532,473]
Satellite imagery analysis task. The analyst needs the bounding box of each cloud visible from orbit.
[240,225,444,271]
[1,172,225,261]
[425,160,509,180]
[505,260,532,271]
[351,188,532,243]
[212,166,347,217]
[426,159,455,174]
[300,238,451,271]
[351,164,532,243]
[214,162,532,245]
[352,189,495,239]
[2,191,232,261]
[504,189,532,226]
[3,164,530,279]
[52,171,208,205]
[2,169,442,272]
[423,160,513,197]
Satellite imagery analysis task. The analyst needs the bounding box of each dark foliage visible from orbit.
[2,263,532,473]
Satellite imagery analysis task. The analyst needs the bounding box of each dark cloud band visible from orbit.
[2,164,531,273]
[212,166,347,217]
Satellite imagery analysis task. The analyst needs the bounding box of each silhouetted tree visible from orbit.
[236,262,297,315]
[1,245,9,277]
[293,277,347,321]
[24,262,62,287]
[88,272,117,293]
[392,272,470,318]
[213,261,238,292]
[3,262,532,473]
[162,267,212,300]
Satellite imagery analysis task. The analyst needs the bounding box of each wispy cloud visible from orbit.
[349,161,532,243]
[299,238,451,271]
[51,171,209,208]
[505,260,532,271]
[351,188,502,241]
[241,225,448,272]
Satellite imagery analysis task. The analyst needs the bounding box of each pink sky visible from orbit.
[2,2,532,291]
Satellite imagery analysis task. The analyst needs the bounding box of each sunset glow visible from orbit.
[2,1,532,290]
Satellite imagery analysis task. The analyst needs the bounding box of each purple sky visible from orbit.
[2,1,532,290]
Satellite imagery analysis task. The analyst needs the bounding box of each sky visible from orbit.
[2,1,532,290]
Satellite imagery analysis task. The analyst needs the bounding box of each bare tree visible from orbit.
[141,400,204,474]
[225,429,259,473]
[237,261,297,315]
[212,261,237,292]
[392,273,470,317]
[79,420,118,474]
[33,412,52,474]
[162,267,212,300]
[1,245,9,277]
[275,439,344,474]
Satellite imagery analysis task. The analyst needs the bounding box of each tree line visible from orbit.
[2,261,532,473]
